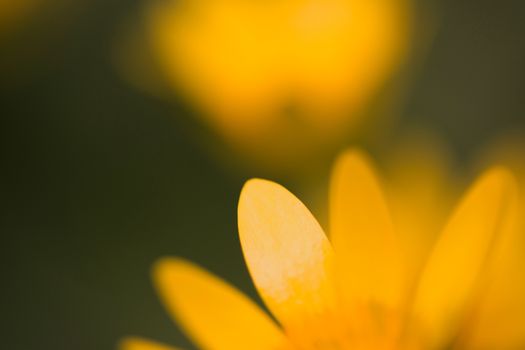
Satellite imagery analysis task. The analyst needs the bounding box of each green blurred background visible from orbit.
[1,0,524,349]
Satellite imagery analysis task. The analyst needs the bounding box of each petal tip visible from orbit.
[153,256,181,279]
[478,165,518,198]
[238,178,288,220]
[333,148,378,177]
[152,257,199,294]
[118,337,177,350]
[240,178,280,199]
[118,337,156,350]
[337,148,371,164]
[118,337,136,350]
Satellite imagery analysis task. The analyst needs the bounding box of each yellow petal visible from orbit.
[330,149,405,310]
[466,247,525,349]
[238,179,336,328]
[412,167,517,348]
[153,258,288,350]
[463,178,524,349]
[119,337,181,350]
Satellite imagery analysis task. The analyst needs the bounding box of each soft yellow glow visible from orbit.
[0,0,38,32]
[123,148,522,350]
[122,0,413,171]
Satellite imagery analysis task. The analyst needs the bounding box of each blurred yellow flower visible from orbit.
[121,148,525,350]
[119,0,413,173]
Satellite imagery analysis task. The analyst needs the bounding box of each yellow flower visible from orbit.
[118,0,413,173]
[121,149,523,350]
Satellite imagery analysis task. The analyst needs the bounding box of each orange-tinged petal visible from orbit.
[475,135,525,342]
[119,337,182,350]
[330,150,405,310]
[412,167,517,348]
[238,179,336,328]
[153,258,288,350]
[462,180,524,349]
[465,250,525,349]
